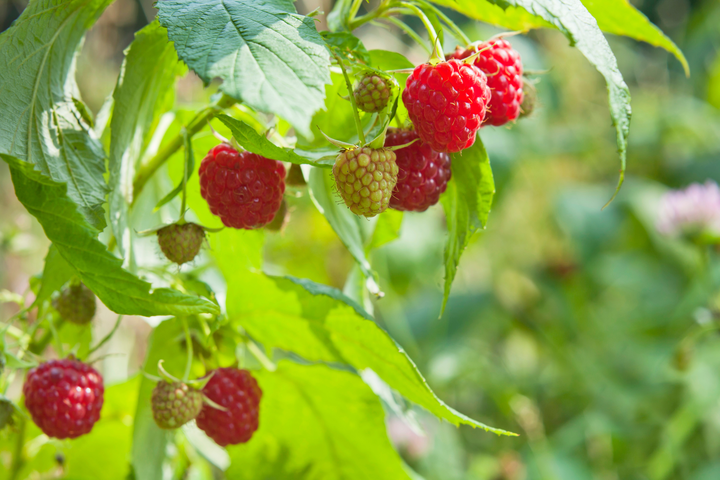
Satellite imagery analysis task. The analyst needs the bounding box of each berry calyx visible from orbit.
[151,381,203,429]
[385,129,451,212]
[199,144,286,230]
[353,73,392,112]
[196,367,262,446]
[23,358,104,439]
[402,59,490,153]
[333,146,399,217]
[449,39,524,127]
[157,223,205,265]
[53,282,96,325]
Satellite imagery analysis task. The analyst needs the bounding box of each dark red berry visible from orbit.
[157,223,204,265]
[449,39,523,127]
[385,129,451,212]
[196,368,261,446]
[401,59,490,153]
[53,283,96,325]
[23,359,104,439]
[199,144,285,229]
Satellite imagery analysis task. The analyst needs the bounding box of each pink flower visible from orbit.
[657,181,720,237]
[386,417,432,459]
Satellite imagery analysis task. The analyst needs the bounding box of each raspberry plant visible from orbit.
[0,0,687,478]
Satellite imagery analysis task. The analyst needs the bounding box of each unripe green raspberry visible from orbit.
[53,283,96,325]
[519,77,536,119]
[157,223,204,265]
[151,381,203,430]
[353,74,391,113]
[333,147,398,217]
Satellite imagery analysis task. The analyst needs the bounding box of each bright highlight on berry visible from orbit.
[199,144,286,230]
[333,147,399,217]
[402,59,490,153]
[385,129,451,212]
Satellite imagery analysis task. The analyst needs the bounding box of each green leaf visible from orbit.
[581,0,689,75]
[30,245,74,309]
[493,0,632,203]
[440,136,495,315]
[321,31,371,64]
[227,361,410,480]
[430,0,550,31]
[1,154,220,317]
[367,209,404,252]
[0,0,113,229]
[327,0,354,31]
[306,167,378,291]
[109,20,186,257]
[156,0,331,137]
[216,115,332,167]
[226,272,514,435]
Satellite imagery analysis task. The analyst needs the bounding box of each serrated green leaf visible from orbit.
[1,154,219,317]
[581,0,688,75]
[0,0,113,229]
[216,115,332,167]
[109,20,186,257]
[156,0,331,137]
[226,273,514,435]
[227,361,410,480]
[306,166,377,286]
[495,0,632,203]
[440,137,495,315]
[30,245,74,309]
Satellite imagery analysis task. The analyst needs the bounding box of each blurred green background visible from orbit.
[1,0,720,479]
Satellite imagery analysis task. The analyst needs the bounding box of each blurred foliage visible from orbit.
[1,0,719,479]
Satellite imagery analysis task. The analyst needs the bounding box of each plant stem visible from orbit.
[246,341,276,372]
[28,318,64,355]
[9,417,26,480]
[131,94,237,206]
[399,2,443,62]
[179,128,191,220]
[334,53,366,146]
[182,317,193,382]
[348,0,392,30]
[87,315,123,357]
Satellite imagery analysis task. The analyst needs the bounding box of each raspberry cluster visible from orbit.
[333,147,399,217]
[151,381,204,429]
[157,223,204,265]
[449,39,524,127]
[53,283,96,325]
[199,144,285,229]
[402,59,490,153]
[196,367,262,446]
[23,359,104,439]
[354,73,392,112]
[385,129,451,212]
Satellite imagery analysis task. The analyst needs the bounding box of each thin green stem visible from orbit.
[132,94,237,207]
[9,417,26,480]
[334,53,366,146]
[348,0,363,22]
[87,315,123,357]
[29,318,63,355]
[246,341,276,372]
[179,128,191,220]
[182,317,193,382]
[399,1,443,62]
[348,0,392,30]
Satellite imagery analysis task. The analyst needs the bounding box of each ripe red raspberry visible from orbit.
[23,359,104,439]
[53,283,96,325]
[385,129,451,212]
[449,39,524,126]
[333,146,398,217]
[402,59,490,153]
[354,73,391,112]
[151,381,203,429]
[157,223,205,265]
[196,368,261,446]
[199,144,285,229]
